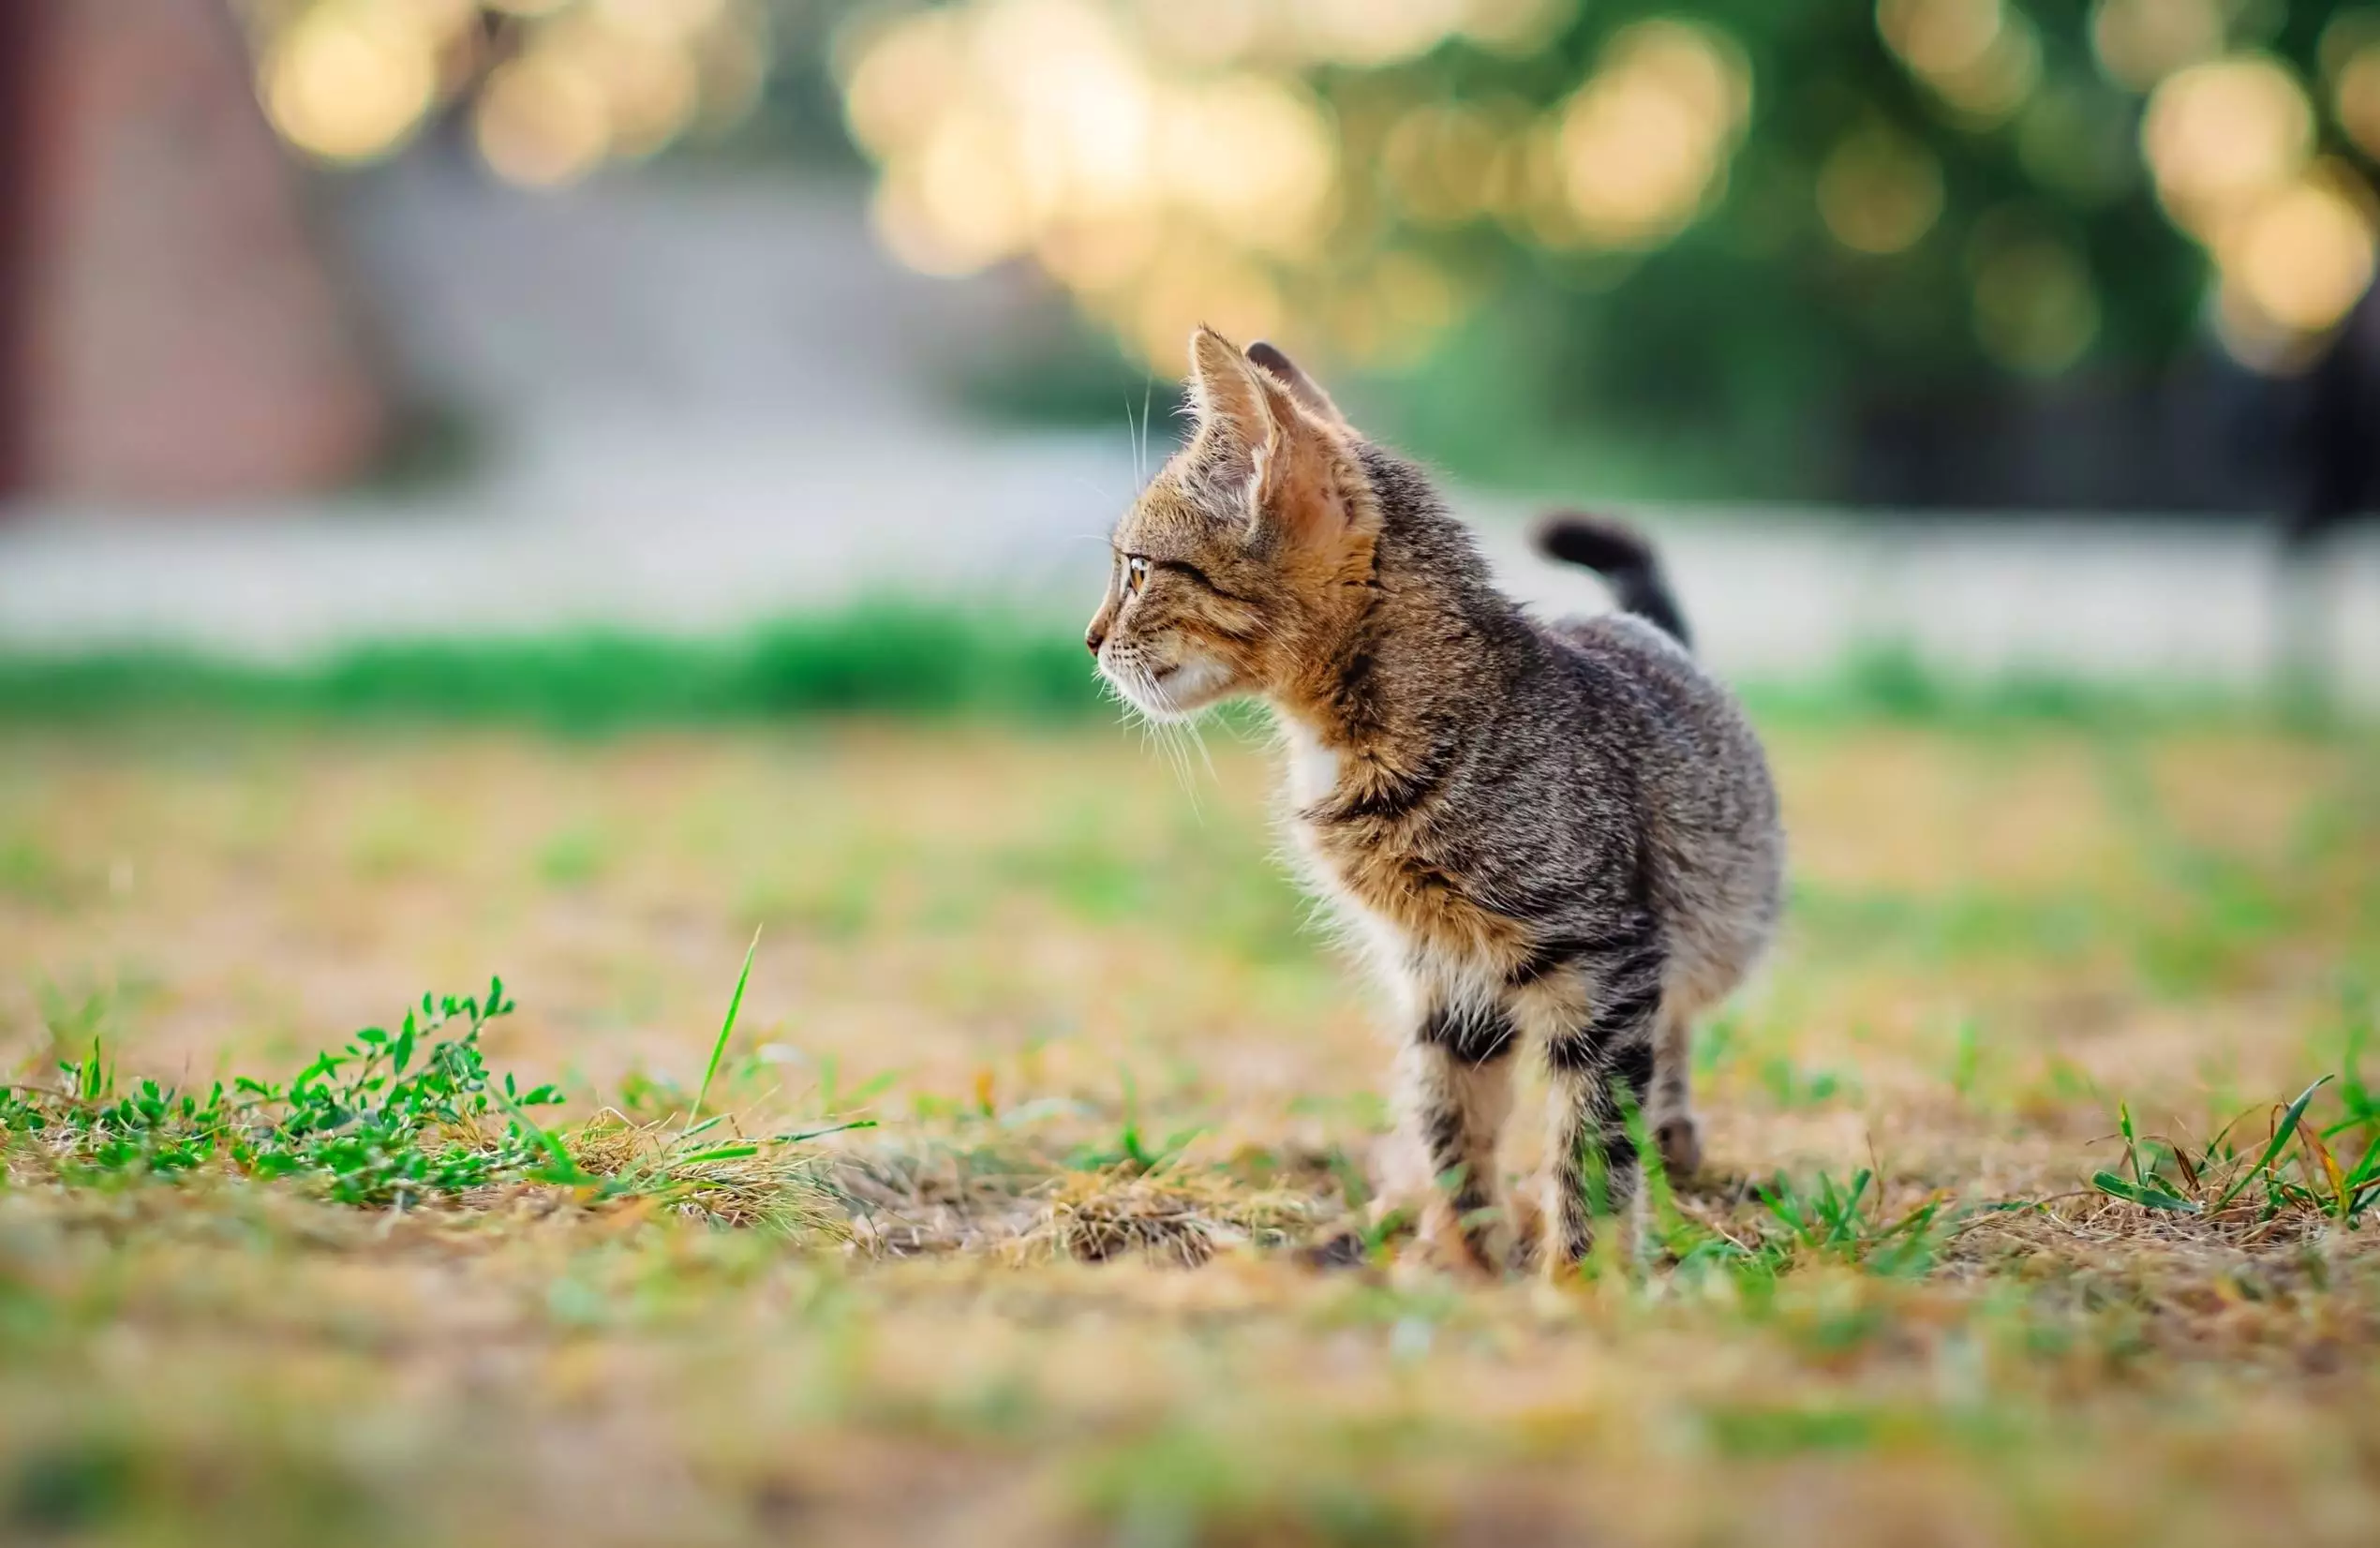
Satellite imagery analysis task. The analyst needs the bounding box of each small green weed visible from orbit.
[1659,1168,2005,1286]
[1757,1055,1860,1109]
[1064,1073,1201,1173]
[535,826,613,886]
[2091,1072,2380,1224]
[0,839,73,908]
[0,955,855,1230]
[0,980,561,1204]
[1752,1168,1960,1275]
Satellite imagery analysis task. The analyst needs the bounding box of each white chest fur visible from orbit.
[1280,719,1341,808]
[1274,717,1424,1003]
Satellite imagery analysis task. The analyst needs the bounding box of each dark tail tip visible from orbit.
[1532,512,1692,650]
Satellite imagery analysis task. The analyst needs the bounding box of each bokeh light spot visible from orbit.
[1970,231,2100,375]
[2141,55,2313,235]
[1879,0,2041,125]
[2090,0,2224,93]
[475,52,613,186]
[1818,127,1945,255]
[260,0,440,163]
[2338,46,2380,163]
[1555,19,1752,250]
[2221,167,2379,335]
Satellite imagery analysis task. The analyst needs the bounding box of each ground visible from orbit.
[2,712,2377,1546]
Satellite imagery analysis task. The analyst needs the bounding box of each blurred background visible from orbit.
[1,0,2376,697]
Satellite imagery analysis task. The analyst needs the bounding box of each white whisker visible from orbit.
[1138,377,1155,488]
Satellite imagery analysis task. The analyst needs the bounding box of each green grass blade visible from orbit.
[690,927,761,1129]
[673,1143,763,1166]
[489,1079,594,1186]
[2212,1076,2331,1212]
[769,1119,879,1143]
[2343,1130,2380,1188]
[2092,1170,2200,1213]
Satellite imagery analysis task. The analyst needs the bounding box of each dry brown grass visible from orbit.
[0,716,2376,1545]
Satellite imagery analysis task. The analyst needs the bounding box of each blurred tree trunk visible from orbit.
[7,0,391,506]
[0,0,41,499]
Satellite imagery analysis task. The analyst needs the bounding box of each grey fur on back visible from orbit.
[1338,446,1782,996]
[1303,448,1784,1269]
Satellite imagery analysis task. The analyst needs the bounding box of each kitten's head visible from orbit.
[1086,329,1380,722]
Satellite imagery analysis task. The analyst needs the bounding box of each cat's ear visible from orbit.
[1185,325,1294,455]
[1186,324,1297,514]
[1245,341,1348,430]
[1186,327,1372,558]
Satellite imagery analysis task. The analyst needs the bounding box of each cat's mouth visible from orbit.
[1107,653,1233,721]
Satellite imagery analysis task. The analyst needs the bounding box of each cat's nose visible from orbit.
[1084,621,1107,656]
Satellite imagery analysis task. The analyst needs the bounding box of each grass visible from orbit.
[0,609,2354,737]
[0,975,846,1235]
[0,606,1096,731]
[0,981,566,1202]
[0,711,2376,1543]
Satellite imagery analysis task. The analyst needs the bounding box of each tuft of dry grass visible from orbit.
[564,1110,850,1236]
[1021,1165,1330,1267]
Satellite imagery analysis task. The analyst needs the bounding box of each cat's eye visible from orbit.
[1124,557,1150,595]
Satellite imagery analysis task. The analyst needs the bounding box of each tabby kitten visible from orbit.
[1085,329,1783,1272]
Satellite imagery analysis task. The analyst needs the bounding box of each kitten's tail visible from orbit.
[1533,513,1692,650]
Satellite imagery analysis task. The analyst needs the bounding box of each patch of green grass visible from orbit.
[0,839,74,908]
[1064,1073,1202,1174]
[1651,1167,1992,1290]
[1743,643,2319,734]
[994,833,1151,923]
[1072,1423,1422,1548]
[1789,881,2104,969]
[0,606,1098,732]
[1755,1055,1863,1109]
[1700,1401,1888,1457]
[534,826,613,887]
[0,964,849,1230]
[2090,1067,2380,1226]
[0,980,565,1203]
[1748,1169,1967,1275]
[0,616,2355,737]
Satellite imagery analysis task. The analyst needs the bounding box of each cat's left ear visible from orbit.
[1186,325,1296,461]
[1185,326,1372,556]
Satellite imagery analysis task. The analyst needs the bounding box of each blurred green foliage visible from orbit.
[852,0,2380,501]
[0,613,2333,734]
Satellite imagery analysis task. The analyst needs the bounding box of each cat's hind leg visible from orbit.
[1649,1004,1703,1178]
[1394,1000,1518,1274]
[1539,924,1665,1270]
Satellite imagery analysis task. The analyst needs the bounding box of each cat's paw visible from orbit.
[1504,1191,1544,1275]
[1412,1197,1504,1283]
[1656,1114,1704,1178]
